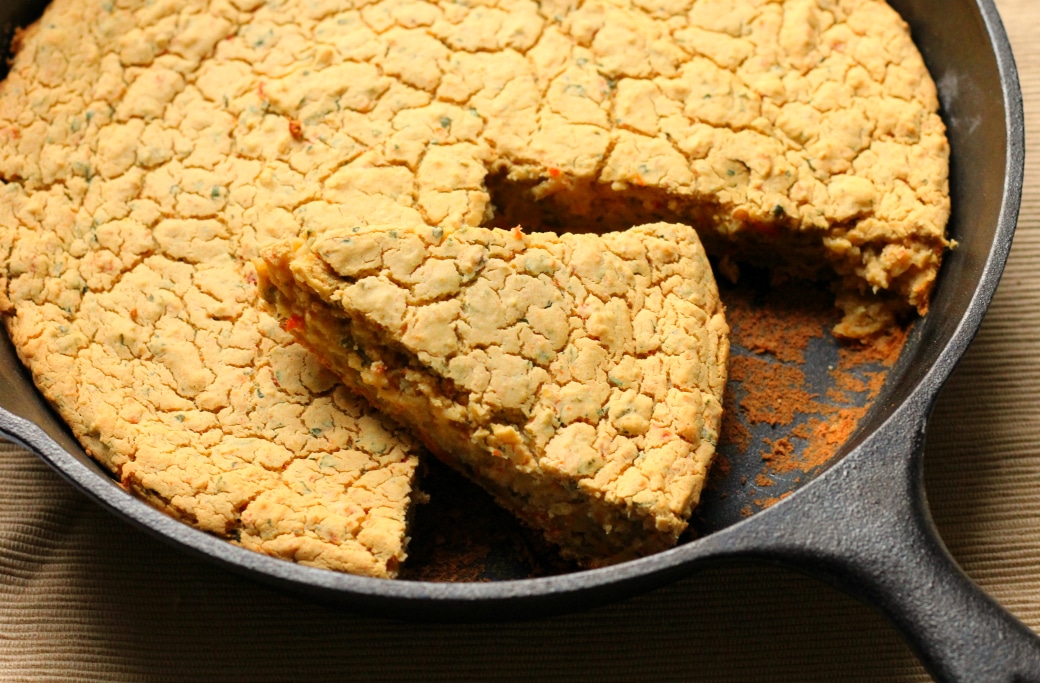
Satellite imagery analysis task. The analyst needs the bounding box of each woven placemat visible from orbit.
[1,0,1038,679]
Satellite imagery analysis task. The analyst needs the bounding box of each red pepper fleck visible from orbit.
[282,314,304,333]
[288,118,304,140]
[512,225,523,239]
[548,167,561,179]
[257,82,268,101]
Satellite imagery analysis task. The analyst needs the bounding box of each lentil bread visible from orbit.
[258,223,728,563]
[0,0,947,573]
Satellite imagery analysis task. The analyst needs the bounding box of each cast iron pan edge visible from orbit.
[0,0,1036,680]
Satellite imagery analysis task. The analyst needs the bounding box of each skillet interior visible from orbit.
[0,0,1016,599]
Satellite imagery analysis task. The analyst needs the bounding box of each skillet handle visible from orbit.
[736,402,1040,682]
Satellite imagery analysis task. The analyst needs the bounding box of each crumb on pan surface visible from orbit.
[0,0,949,575]
[259,222,728,564]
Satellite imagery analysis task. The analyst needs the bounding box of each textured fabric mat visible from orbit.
[1,0,1039,680]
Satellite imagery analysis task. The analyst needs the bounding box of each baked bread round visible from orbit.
[0,0,948,573]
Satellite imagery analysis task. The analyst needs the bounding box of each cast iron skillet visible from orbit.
[0,0,1036,679]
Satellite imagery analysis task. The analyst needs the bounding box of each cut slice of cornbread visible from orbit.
[258,222,729,564]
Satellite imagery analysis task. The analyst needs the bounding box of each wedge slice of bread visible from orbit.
[258,223,729,564]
